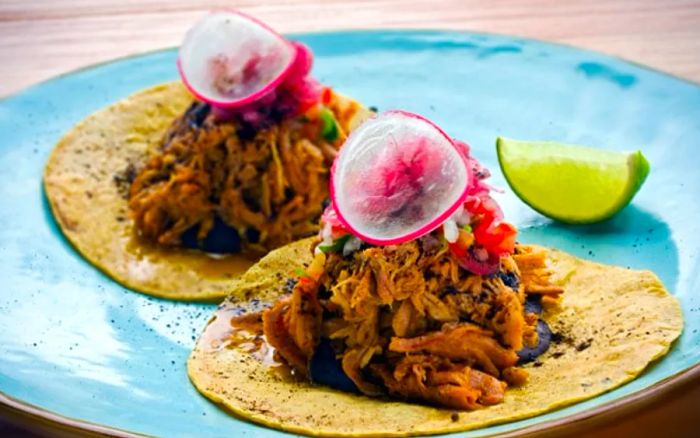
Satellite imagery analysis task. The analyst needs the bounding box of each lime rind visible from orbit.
[496,137,650,224]
[629,150,651,198]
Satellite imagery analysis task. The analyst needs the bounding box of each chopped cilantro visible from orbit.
[319,108,339,142]
[294,268,311,279]
[318,234,351,253]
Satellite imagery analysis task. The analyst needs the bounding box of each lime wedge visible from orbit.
[496,137,650,223]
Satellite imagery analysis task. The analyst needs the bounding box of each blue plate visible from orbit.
[1,30,699,437]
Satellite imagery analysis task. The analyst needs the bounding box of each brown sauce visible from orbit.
[125,233,260,279]
[195,252,260,278]
[199,305,299,380]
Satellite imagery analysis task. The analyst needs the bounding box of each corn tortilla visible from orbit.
[43,82,369,300]
[187,243,683,436]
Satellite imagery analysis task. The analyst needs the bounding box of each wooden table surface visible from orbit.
[1,0,699,436]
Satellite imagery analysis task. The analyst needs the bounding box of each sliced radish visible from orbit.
[178,10,296,107]
[330,111,472,245]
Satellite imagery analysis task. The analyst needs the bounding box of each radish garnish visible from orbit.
[178,11,296,108]
[330,111,472,245]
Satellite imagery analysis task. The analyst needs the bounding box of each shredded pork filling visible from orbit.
[263,239,563,410]
[128,101,341,252]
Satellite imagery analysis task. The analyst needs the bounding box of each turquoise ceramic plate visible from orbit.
[1,30,699,437]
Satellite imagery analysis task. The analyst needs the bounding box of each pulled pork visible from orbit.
[263,238,563,410]
[128,100,347,252]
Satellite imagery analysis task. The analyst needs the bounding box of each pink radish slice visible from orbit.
[286,42,314,82]
[330,111,472,245]
[178,10,296,108]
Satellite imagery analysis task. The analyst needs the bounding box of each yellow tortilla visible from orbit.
[43,82,369,300]
[187,243,683,436]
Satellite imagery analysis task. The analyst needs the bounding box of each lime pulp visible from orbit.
[496,137,650,224]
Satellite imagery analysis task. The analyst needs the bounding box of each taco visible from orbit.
[188,111,682,435]
[43,11,371,300]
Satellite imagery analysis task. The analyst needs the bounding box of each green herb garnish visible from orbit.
[319,108,339,142]
[295,268,312,279]
[318,234,351,253]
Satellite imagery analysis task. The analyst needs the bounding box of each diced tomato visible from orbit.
[474,221,517,255]
[322,205,349,238]
[465,195,503,223]
[464,195,516,256]
[448,241,467,258]
[321,86,333,106]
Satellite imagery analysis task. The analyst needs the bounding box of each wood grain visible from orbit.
[0,0,699,436]
[1,0,699,97]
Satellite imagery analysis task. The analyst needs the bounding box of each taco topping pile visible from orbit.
[262,112,564,409]
[128,11,351,253]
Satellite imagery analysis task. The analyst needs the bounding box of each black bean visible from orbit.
[517,319,552,364]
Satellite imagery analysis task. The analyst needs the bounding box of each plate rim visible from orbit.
[1,361,698,437]
[2,29,699,436]
[1,28,698,104]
